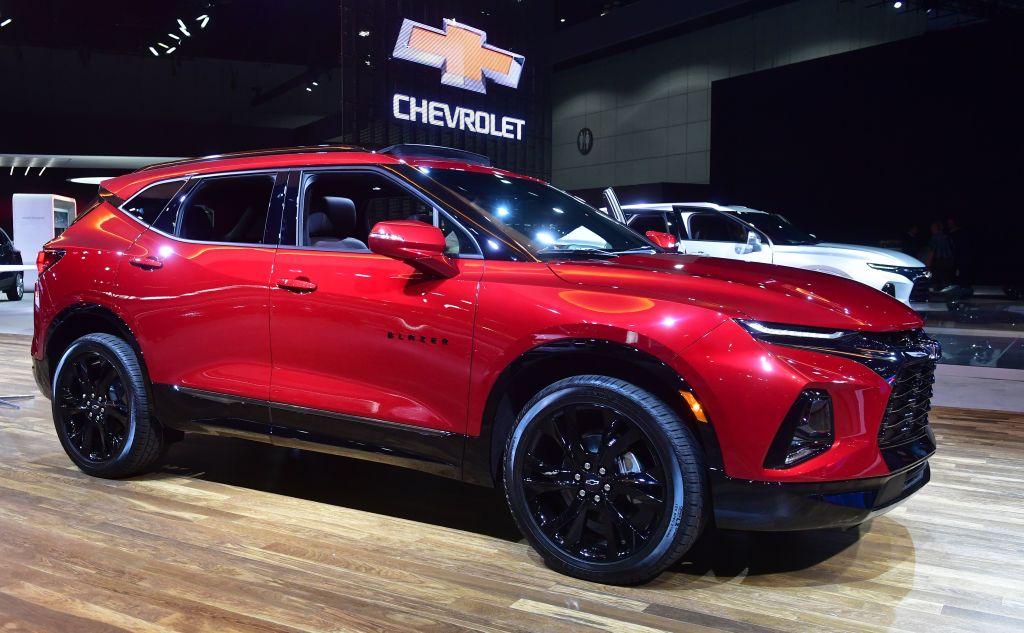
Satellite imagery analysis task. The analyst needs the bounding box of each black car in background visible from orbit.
[0,228,25,301]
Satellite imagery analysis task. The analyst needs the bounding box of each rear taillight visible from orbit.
[37,249,65,274]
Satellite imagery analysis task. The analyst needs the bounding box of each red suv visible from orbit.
[32,145,938,584]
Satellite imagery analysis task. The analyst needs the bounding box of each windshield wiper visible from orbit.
[537,246,617,257]
[611,246,658,255]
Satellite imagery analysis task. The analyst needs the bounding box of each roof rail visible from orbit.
[378,144,492,167]
[138,145,365,171]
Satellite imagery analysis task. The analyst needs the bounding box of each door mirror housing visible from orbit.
[369,220,459,278]
[736,230,763,254]
[645,231,678,250]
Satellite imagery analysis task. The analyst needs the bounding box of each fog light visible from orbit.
[764,389,834,469]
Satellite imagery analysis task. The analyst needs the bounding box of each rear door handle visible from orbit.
[129,256,163,270]
[277,278,318,293]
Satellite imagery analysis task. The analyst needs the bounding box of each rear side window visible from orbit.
[123,180,187,227]
[178,175,276,244]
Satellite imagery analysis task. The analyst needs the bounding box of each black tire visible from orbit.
[4,273,23,301]
[503,375,706,585]
[51,333,164,478]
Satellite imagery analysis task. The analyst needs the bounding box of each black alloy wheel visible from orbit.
[504,375,706,585]
[521,403,668,562]
[56,350,130,462]
[4,273,23,301]
[52,333,164,478]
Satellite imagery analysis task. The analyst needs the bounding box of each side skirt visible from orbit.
[151,384,466,481]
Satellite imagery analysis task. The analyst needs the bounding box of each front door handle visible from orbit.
[129,256,163,270]
[277,278,318,293]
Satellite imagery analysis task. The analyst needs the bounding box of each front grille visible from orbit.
[878,360,935,447]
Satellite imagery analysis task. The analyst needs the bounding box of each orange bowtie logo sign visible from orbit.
[392,18,524,94]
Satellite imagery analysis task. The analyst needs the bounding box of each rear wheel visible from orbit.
[503,375,706,585]
[4,273,23,301]
[52,333,164,478]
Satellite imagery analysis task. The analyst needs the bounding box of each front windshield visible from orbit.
[732,210,818,245]
[423,168,654,257]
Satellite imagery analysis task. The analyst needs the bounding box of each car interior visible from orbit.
[300,172,476,255]
[178,175,276,244]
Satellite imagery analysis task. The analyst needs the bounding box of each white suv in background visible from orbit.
[624,202,930,305]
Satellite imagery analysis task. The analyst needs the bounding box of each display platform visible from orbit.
[0,332,1021,632]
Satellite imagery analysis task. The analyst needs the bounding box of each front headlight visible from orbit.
[867,263,931,281]
[737,320,853,341]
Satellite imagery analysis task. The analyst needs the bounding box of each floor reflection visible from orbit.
[162,432,916,591]
[160,434,522,541]
[671,518,914,588]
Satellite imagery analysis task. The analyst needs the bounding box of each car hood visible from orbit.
[548,254,923,331]
[774,242,926,267]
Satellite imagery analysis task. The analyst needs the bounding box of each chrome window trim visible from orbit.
[117,169,283,247]
[294,165,484,259]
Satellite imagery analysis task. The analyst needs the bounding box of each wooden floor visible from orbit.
[1,333,1023,633]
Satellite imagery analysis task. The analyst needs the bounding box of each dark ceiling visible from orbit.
[0,0,342,66]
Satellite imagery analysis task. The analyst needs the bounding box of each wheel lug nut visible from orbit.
[583,462,591,470]
[598,467,606,475]
[603,484,611,492]
[578,489,586,497]
[593,494,601,502]
[573,473,581,481]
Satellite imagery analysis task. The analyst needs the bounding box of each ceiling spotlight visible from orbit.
[177,19,190,36]
[197,15,210,29]
[149,46,160,56]
[893,1,903,7]
[0,18,12,28]
[358,30,370,37]
[39,165,47,176]
[306,87,312,92]
[165,46,177,54]
[158,42,169,49]
[312,81,319,86]
[169,33,180,40]
[560,18,566,23]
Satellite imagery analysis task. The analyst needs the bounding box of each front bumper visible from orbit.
[711,459,931,531]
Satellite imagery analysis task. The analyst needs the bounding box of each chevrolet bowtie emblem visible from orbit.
[392,18,524,94]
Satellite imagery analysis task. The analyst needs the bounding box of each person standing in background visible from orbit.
[947,215,973,296]
[902,224,927,260]
[927,220,955,292]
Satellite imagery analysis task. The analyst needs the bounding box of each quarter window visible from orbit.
[123,180,187,228]
[177,175,275,244]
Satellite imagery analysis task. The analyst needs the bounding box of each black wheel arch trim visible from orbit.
[462,338,724,487]
[39,303,150,402]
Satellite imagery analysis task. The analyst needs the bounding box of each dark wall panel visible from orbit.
[711,21,1024,284]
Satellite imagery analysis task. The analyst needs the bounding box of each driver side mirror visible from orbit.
[645,231,678,250]
[369,220,459,278]
[736,230,763,255]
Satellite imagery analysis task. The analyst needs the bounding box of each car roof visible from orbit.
[102,145,543,199]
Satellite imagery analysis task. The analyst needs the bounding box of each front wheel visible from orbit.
[503,375,706,585]
[52,333,164,478]
[4,273,23,301]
